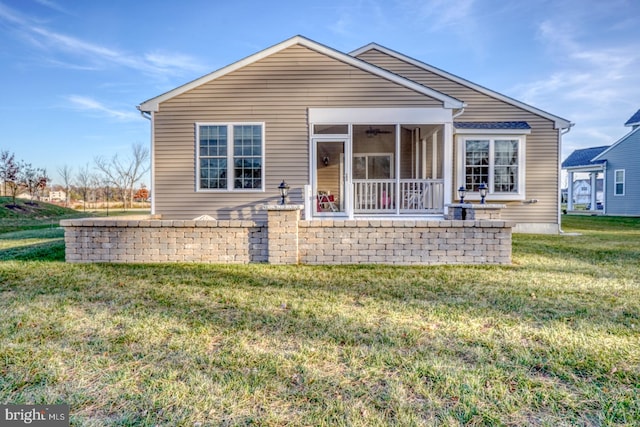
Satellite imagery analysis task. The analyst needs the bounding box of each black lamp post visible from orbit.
[278,180,290,205]
[457,186,466,203]
[478,182,488,204]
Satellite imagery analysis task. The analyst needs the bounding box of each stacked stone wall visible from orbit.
[61,210,512,265]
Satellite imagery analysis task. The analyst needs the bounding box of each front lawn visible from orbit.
[0,216,638,425]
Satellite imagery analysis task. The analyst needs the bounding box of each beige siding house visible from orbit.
[138,35,572,234]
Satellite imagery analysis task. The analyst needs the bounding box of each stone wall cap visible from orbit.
[447,203,506,209]
[260,204,304,211]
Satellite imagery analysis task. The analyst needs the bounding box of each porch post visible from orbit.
[442,122,453,213]
[432,131,438,180]
[567,171,574,211]
[590,172,597,211]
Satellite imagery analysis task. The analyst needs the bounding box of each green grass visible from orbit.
[0,215,638,426]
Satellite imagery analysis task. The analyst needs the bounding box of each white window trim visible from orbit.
[195,122,266,192]
[456,134,527,201]
[614,169,625,196]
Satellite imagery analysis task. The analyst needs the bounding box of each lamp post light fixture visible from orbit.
[457,186,466,203]
[278,180,290,205]
[478,182,488,204]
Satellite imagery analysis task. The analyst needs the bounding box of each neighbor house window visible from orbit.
[457,136,525,199]
[615,169,625,196]
[196,123,264,191]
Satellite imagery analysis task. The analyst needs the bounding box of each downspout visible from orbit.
[558,123,574,234]
[601,160,607,215]
[452,107,465,120]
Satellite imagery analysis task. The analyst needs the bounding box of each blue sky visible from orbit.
[1,0,638,186]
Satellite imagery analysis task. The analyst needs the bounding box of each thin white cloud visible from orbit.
[326,0,390,38]
[33,0,72,15]
[415,0,476,31]
[514,12,640,161]
[397,0,485,55]
[516,19,640,114]
[66,95,140,122]
[0,2,206,78]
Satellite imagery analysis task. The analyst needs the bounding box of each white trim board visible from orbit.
[309,107,452,124]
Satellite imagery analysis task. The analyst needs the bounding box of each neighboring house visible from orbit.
[48,190,67,202]
[562,109,640,216]
[561,144,607,211]
[590,110,640,216]
[137,35,572,234]
[568,179,603,205]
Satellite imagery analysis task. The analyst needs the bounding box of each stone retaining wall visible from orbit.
[298,220,511,265]
[61,219,267,263]
[61,208,513,265]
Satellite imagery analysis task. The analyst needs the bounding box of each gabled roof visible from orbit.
[592,125,640,161]
[561,146,609,169]
[454,121,531,130]
[138,35,465,113]
[350,43,573,130]
[624,109,640,127]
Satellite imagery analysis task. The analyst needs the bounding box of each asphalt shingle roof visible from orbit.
[454,121,531,130]
[624,109,640,127]
[561,146,609,168]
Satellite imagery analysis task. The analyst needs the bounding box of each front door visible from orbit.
[313,138,349,216]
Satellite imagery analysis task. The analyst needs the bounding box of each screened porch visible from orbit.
[313,123,445,216]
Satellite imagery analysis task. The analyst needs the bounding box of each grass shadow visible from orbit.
[0,239,65,261]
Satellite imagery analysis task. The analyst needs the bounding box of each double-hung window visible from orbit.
[196,123,264,191]
[614,169,625,196]
[457,135,526,200]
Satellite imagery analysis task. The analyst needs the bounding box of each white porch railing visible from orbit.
[353,179,444,214]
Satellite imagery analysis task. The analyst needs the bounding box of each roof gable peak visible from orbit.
[624,108,640,127]
[138,36,464,113]
[350,43,572,130]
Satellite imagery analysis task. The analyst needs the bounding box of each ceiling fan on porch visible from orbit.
[365,126,392,137]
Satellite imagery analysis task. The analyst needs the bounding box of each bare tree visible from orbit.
[94,143,149,210]
[20,163,48,204]
[34,169,49,201]
[128,143,150,208]
[3,155,21,206]
[57,164,73,207]
[0,150,18,197]
[75,163,92,212]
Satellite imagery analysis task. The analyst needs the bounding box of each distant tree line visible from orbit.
[1,143,149,211]
[0,150,49,206]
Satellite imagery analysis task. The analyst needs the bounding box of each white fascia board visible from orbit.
[592,126,640,161]
[138,35,465,113]
[563,165,604,173]
[454,128,531,135]
[309,107,452,124]
[351,43,573,130]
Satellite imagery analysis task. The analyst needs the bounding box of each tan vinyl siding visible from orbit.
[153,45,442,219]
[357,49,560,225]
